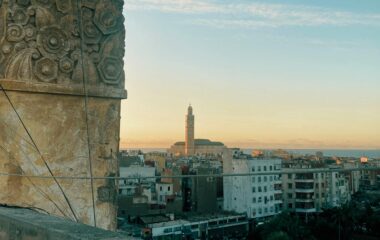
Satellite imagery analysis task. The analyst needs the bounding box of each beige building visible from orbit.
[282,166,351,214]
[168,106,227,156]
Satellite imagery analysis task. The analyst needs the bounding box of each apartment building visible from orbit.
[282,165,351,214]
[224,150,282,220]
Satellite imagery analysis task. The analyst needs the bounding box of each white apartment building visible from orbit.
[326,166,351,207]
[119,165,156,196]
[156,182,174,205]
[223,150,282,219]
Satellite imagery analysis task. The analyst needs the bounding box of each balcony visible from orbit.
[295,198,314,203]
[294,173,314,183]
[296,208,317,213]
[294,178,314,183]
[295,182,314,193]
[295,188,314,193]
[295,193,314,202]
[274,184,282,191]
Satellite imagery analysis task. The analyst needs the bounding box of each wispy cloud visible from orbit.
[125,0,380,28]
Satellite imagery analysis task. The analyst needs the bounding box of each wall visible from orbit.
[0,207,129,240]
[0,0,126,230]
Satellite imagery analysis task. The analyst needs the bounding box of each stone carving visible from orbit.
[0,0,125,87]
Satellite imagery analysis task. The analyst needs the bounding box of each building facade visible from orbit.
[282,166,351,214]
[223,150,282,219]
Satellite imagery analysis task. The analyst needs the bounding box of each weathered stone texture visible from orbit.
[0,0,126,231]
[0,0,125,88]
[0,207,130,239]
[0,90,122,230]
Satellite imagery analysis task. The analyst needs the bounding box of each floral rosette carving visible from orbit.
[93,0,123,35]
[0,0,125,88]
[35,57,58,82]
[98,57,122,85]
[12,7,29,25]
[37,26,70,59]
[6,24,25,42]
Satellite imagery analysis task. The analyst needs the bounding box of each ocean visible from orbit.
[123,148,380,158]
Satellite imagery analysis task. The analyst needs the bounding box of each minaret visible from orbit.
[185,105,195,156]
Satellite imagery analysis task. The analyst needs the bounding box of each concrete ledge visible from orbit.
[0,207,133,240]
[0,79,127,99]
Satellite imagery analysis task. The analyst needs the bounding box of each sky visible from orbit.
[120,0,380,150]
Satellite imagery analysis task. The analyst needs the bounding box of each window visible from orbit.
[168,186,171,191]
[270,195,274,201]
[315,183,319,188]
[258,197,262,203]
[258,176,261,182]
[264,176,267,182]
[160,186,163,191]
[288,183,292,189]
[258,166,261,172]
[258,208,262,214]
[322,183,325,188]
[252,167,255,172]
[264,186,267,192]
[252,197,256,203]
[288,203,293,209]
[174,227,181,231]
[252,187,256,193]
[322,193,325,198]
[264,207,268,213]
[252,177,255,183]
[270,165,273,171]
[270,206,274,212]
[316,193,319,198]
[288,193,292,198]
[258,187,262,192]
[264,166,267,171]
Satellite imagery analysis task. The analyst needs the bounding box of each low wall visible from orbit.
[0,206,132,240]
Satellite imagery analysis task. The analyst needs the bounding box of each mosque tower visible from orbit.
[185,105,195,156]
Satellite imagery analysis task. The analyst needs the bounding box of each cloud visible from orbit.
[125,0,380,28]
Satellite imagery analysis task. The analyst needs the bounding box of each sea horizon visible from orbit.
[121,147,380,158]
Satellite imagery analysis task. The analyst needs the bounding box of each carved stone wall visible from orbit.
[0,0,126,231]
[0,0,125,89]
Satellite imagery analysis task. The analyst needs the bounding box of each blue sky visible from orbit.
[120,0,380,149]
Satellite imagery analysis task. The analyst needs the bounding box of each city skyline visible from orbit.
[120,0,380,149]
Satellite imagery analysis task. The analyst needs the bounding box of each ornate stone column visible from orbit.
[0,0,126,230]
